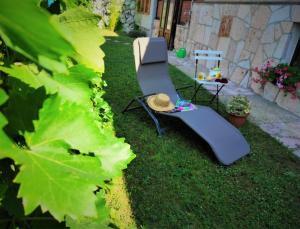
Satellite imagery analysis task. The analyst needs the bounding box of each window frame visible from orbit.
[137,0,151,15]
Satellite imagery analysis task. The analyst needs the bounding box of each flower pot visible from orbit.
[228,113,249,128]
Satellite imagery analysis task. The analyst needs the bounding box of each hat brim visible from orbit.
[147,95,175,112]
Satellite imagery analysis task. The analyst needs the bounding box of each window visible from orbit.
[137,0,151,15]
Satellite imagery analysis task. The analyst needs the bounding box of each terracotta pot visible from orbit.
[228,113,249,128]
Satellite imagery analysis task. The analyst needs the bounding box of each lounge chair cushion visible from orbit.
[139,37,168,65]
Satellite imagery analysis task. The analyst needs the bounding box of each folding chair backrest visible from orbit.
[133,37,178,103]
[194,50,223,62]
[193,50,223,78]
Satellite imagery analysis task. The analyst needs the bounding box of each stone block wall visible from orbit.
[174,3,300,88]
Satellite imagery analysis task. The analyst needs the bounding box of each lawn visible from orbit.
[102,34,300,228]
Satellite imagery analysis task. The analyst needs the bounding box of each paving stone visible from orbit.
[203,26,212,46]
[270,5,282,12]
[228,62,237,76]
[252,45,265,68]
[220,5,239,16]
[292,5,300,22]
[240,71,251,88]
[227,40,237,61]
[237,5,250,19]
[250,72,264,95]
[231,67,246,84]
[281,21,293,34]
[220,59,229,78]
[252,6,271,30]
[198,5,214,26]
[233,41,245,63]
[263,82,280,102]
[213,5,220,19]
[208,33,218,50]
[269,6,290,23]
[230,17,248,41]
[217,37,230,56]
[238,60,250,69]
[212,19,221,34]
[274,34,289,59]
[261,24,275,43]
[276,90,300,117]
[263,43,277,58]
[245,29,261,52]
[274,24,282,41]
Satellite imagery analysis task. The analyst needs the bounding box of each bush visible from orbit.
[226,96,251,116]
[128,29,146,38]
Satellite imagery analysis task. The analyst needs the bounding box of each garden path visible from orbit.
[168,51,300,158]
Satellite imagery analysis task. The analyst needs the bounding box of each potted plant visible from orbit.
[226,96,251,128]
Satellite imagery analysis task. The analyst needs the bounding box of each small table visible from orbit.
[191,79,226,111]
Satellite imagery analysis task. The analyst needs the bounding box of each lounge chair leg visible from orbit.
[122,98,138,113]
[136,98,164,136]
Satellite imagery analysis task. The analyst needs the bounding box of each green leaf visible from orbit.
[0,0,74,72]
[0,99,105,221]
[53,7,105,72]
[24,95,135,178]
[65,191,110,229]
[3,80,46,135]
[0,88,8,105]
[0,64,48,89]
[0,64,97,107]
[25,95,102,153]
[14,140,104,221]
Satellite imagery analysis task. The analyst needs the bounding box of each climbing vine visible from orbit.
[0,0,135,228]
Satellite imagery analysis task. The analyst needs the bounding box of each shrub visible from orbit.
[128,29,147,38]
[226,96,251,116]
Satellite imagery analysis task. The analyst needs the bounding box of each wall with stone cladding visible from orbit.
[174,3,300,89]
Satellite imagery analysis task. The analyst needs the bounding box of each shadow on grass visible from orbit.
[102,35,300,228]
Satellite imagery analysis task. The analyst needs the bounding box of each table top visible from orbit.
[194,78,227,86]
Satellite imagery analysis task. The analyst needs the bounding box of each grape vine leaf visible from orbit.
[0,64,97,107]
[0,0,74,73]
[52,7,105,72]
[3,80,46,135]
[0,96,106,221]
[24,95,135,179]
[65,191,110,229]
[0,88,8,105]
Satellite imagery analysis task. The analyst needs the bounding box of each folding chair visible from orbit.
[192,50,226,111]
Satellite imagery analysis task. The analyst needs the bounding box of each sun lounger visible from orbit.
[123,37,250,165]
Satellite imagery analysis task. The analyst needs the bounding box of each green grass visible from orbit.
[102,35,300,228]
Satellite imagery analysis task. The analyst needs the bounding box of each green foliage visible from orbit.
[226,96,251,116]
[0,0,74,73]
[53,7,105,72]
[128,30,147,38]
[0,0,135,228]
[109,0,123,31]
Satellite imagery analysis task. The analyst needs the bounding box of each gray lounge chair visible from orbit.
[123,37,250,165]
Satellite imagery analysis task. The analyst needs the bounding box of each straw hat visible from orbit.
[147,93,175,112]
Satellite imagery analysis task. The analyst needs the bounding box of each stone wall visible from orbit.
[174,3,300,89]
